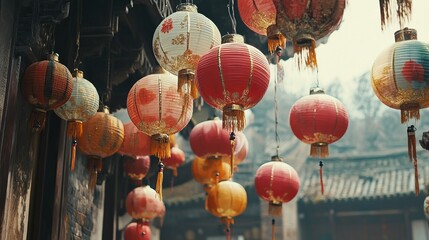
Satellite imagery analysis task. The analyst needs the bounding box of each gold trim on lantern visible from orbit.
[176,3,198,12]
[223,104,245,132]
[48,52,60,62]
[73,69,84,78]
[150,134,171,159]
[395,28,417,42]
[267,25,286,54]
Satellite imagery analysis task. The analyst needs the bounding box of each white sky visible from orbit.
[281,0,429,106]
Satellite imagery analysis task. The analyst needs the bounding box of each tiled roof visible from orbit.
[299,149,429,204]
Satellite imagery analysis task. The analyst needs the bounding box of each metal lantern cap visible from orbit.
[176,3,197,12]
[271,155,283,162]
[309,87,325,95]
[221,34,245,44]
[48,52,60,62]
[395,28,417,42]
[73,69,84,78]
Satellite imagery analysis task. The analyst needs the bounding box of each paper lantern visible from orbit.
[289,88,348,158]
[424,196,429,220]
[124,221,151,240]
[126,185,163,221]
[206,180,247,231]
[54,70,99,171]
[21,53,74,129]
[289,88,348,194]
[254,156,300,216]
[273,0,346,68]
[231,131,249,165]
[119,122,151,157]
[77,107,124,189]
[162,146,185,176]
[127,71,193,200]
[238,0,286,53]
[123,155,151,182]
[192,157,231,186]
[196,34,270,132]
[371,28,429,196]
[153,3,221,99]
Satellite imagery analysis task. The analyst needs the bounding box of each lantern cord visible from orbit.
[230,132,236,177]
[319,160,325,195]
[274,49,281,157]
[271,218,276,240]
[227,0,237,34]
[103,39,112,106]
[73,0,82,69]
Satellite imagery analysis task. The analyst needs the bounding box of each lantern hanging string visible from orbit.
[274,50,281,157]
[73,0,82,69]
[227,0,237,34]
[103,39,112,107]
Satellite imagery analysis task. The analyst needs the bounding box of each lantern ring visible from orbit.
[178,69,195,76]
[312,142,328,147]
[223,104,244,113]
[271,155,283,162]
[207,155,223,160]
[151,133,170,143]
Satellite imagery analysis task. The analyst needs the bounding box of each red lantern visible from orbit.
[232,132,249,165]
[126,186,163,221]
[77,107,124,189]
[162,147,185,176]
[119,122,151,157]
[254,156,300,215]
[238,0,286,53]
[21,53,74,129]
[124,221,151,240]
[273,0,346,68]
[289,88,348,194]
[196,34,270,132]
[192,157,232,186]
[123,155,151,182]
[127,71,193,200]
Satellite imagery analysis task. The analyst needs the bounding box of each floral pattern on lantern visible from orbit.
[54,69,99,170]
[21,53,74,129]
[206,180,247,230]
[196,34,270,132]
[254,156,300,216]
[126,186,163,221]
[77,107,124,189]
[153,3,221,98]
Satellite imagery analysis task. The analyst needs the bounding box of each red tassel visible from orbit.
[271,219,276,240]
[229,132,236,177]
[71,139,77,171]
[414,159,420,196]
[319,161,325,195]
[407,125,417,162]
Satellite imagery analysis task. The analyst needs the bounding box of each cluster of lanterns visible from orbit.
[20,0,429,238]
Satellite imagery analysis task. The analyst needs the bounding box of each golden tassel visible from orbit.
[87,157,102,190]
[229,132,236,177]
[310,144,329,158]
[222,217,233,240]
[294,38,318,70]
[169,134,176,148]
[414,159,420,196]
[71,139,77,171]
[150,134,171,159]
[66,121,83,138]
[407,125,417,162]
[268,34,287,55]
[223,104,245,132]
[401,102,420,123]
[271,219,276,240]
[268,202,282,216]
[319,161,325,195]
[28,108,47,129]
[156,161,164,201]
[178,69,198,99]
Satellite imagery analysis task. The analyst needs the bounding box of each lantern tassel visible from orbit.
[294,38,318,70]
[401,104,420,124]
[230,132,236,176]
[156,161,164,201]
[268,34,286,55]
[414,159,420,196]
[178,69,198,99]
[319,161,325,195]
[150,134,171,159]
[66,121,83,138]
[407,125,417,162]
[71,139,77,171]
[169,134,176,148]
[28,108,47,130]
[223,104,245,132]
[88,157,102,190]
[269,202,282,216]
[379,0,412,30]
[221,217,233,240]
[310,144,329,158]
[271,219,276,240]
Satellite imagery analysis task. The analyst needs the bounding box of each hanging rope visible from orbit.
[319,160,325,195]
[271,218,276,240]
[274,48,282,157]
[227,0,237,34]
